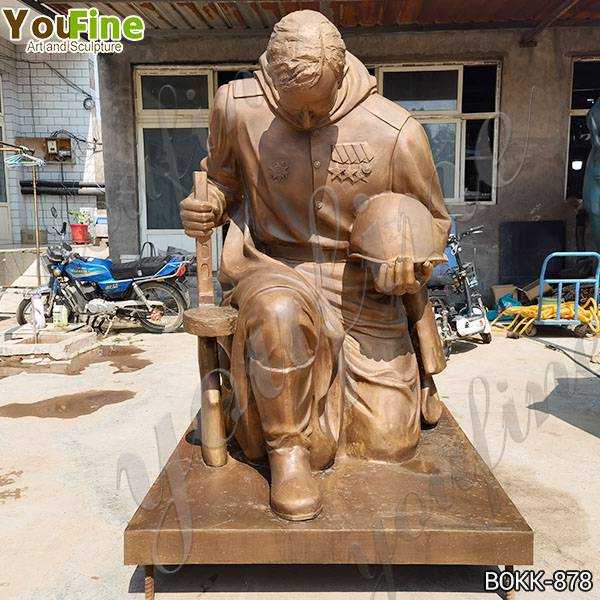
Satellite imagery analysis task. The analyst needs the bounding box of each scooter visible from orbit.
[17,211,190,334]
[428,226,492,357]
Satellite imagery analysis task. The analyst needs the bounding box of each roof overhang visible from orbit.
[14,0,600,45]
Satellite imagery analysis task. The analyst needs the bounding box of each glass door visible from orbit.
[135,67,220,259]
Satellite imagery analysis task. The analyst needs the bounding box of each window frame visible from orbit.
[134,65,214,124]
[378,64,464,116]
[374,61,501,205]
[564,56,600,199]
[419,117,463,200]
[213,65,259,94]
[134,66,213,238]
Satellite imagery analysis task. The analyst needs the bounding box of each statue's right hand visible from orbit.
[180,194,217,240]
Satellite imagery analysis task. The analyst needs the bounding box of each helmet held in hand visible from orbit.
[349,193,447,266]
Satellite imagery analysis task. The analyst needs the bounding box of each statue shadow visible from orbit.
[185,427,270,480]
[129,563,510,597]
[528,375,600,439]
[450,339,479,354]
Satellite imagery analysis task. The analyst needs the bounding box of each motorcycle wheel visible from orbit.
[136,282,186,333]
[16,297,33,325]
[480,332,492,344]
[17,296,64,326]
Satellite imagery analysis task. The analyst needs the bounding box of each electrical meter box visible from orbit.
[45,137,72,160]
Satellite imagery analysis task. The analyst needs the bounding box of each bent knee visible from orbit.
[245,289,318,367]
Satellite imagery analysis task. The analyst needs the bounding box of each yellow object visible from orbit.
[52,303,69,327]
[492,298,600,335]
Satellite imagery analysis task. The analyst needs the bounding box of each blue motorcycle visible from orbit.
[17,221,190,334]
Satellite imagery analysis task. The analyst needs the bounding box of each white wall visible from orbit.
[0,38,19,244]
[0,39,102,245]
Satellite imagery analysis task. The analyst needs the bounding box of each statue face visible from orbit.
[276,66,339,130]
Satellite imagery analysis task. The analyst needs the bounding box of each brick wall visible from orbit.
[0,39,102,246]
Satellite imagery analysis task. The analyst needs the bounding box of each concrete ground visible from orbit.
[0,320,598,600]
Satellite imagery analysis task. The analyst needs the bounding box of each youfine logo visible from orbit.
[1,7,145,54]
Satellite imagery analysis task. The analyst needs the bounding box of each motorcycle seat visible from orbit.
[110,257,170,281]
[428,273,454,288]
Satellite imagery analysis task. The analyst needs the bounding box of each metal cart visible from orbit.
[536,251,600,329]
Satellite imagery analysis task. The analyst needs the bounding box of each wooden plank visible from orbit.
[520,0,583,45]
[131,2,175,28]
[153,1,192,28]
[175,2,211,29]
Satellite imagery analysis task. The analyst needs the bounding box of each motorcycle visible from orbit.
[17,216,190,334]
[428,226,492,358]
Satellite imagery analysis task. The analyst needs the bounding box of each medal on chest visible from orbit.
[329,142,374,184]
[268,160,289,181]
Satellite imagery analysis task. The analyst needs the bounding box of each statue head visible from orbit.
[265,10,346,130]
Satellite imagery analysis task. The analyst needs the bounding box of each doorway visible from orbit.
[134,66,221,264]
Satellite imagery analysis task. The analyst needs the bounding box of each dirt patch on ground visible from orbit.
[0,344,151,380]
[0,470,25,504]
[0,389,136,419]
[84,345,152,374]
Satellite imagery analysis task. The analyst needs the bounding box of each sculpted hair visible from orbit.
[265,10,346,92]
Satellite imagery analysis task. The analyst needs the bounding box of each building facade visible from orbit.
[0,23,102,248]
[84,2,600,297]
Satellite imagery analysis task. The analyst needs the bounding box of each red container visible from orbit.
[70,223,89,244]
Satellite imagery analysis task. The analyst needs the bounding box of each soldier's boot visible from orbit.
[246,289,322,521]
[268,445,322,521]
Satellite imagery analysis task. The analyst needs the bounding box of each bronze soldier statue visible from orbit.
[181,10,451,521]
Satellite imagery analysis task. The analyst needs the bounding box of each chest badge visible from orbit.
[268,160,288,181]
[329,142,374,184]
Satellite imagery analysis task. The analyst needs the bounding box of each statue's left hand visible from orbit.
[373,259,433,296]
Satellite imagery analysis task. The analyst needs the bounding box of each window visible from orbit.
[141,74,209,110]
[135,67,213,235]
[421,121,458,198]
[134,64,255,256]
[216,68,256,88]
[566,59,600,199]
[380,63,500,203]
[143,127,208,229]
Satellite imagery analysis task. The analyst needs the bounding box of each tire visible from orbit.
[136,282,186,333]
[480,332,492,344]
[17,295,54,326]
[16,297,32,325]
[573,324,591,338]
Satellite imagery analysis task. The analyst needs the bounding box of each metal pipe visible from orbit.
[20,187,105,196]
[20,180,104,187]
[32,165,41,288]
[32,163,41,344]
